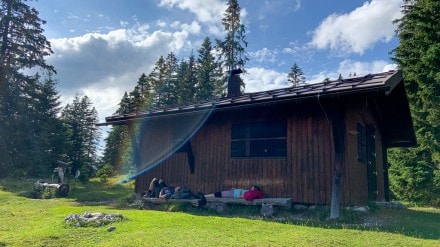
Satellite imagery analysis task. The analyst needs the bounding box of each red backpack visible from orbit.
[243,190,264,201]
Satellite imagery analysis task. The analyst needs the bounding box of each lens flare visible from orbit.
[118,101,217,184]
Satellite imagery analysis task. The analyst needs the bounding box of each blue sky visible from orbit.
[28,0,402,122]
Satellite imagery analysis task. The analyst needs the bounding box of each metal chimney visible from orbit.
[227,69,243,98]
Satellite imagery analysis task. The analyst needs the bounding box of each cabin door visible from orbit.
[366,125,377,200]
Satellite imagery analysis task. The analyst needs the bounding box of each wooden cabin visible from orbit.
[100,70,416,205]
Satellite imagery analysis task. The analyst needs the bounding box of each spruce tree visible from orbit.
[28,74,66,176]
[216,0,248,93]
[287,63,306,87]
[61,95,100,179]
[149,56,167,107]
[176,53,197,104]
[129,73,152,111]
[196,37,222,99]
[102,92,135,173]
[162,52,179,106]
[0,0,55,176]
[390,0,440,205]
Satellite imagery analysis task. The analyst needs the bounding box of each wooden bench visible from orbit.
[141,197,202,207]
[140,197,293,215]
[205,197,292,208]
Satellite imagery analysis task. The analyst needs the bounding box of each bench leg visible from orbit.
[260,203,274,217]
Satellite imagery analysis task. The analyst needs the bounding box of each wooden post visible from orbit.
[382,146,390,201]
[329,102,346,219]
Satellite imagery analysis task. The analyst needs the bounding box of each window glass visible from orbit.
[250,121,286,138]
[231,120,287,158]
[231,140,247,157]
[231,123,247,139]
[357,123,367,162]
[250,139,287,157]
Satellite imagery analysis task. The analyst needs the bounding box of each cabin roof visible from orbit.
[98,70,416,147]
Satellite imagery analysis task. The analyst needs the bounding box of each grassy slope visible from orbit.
[0,177,438,247]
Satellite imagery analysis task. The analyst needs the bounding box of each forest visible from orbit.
[0,0,438,206]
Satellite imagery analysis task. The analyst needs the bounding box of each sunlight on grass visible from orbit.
[1,177,439,247]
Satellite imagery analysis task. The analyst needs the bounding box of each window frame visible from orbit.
[231,120,287,158]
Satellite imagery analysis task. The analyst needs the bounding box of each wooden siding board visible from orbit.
[288,117,296,201]
[273,159,278,198]
[323,118,331,203]
[297,115,304,203]
[262,159,268,195]
[134,98,389,206]
[294,116,300,202]
[319,119,325,203]
[306,115,312,204]
[294,115,300,201]
[312,113,321,203]
[213,123,222,192]
[299,115,306,203]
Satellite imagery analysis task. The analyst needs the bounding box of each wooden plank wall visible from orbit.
[134,100,383,205]
[342,98,385,205]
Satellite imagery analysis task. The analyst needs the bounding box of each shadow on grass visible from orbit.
[1,177,439,241]
[0,176,135,205]
[293,206,440,240]
[143,201,440,241]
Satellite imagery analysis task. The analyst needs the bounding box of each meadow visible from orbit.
[0,176,439,247]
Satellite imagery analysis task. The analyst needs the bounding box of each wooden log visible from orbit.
[205,197,292,208]
[34,182,69,197]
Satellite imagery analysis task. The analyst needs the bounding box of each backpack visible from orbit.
[171,186,193,199]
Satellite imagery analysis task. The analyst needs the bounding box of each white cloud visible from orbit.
[48,23,198,122]
[293,0,301,11]
[243,67,289,93]
[249,48,279,64]
[159,0,225,34]
[309,0,402,54]
[120,21,129,27]
[306,71,334,84]
[306,59,398,84]
[338,59,397,77]
[156,20,167,28]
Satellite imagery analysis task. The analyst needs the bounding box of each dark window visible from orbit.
[231,120,287,158]
[357,123,367,162]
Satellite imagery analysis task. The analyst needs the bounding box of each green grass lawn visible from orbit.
[0,177,439,247]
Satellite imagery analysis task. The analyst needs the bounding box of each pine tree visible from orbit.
[390,0,440,205]
[216,0,248,93]
[102,92,135,173]
[118,92,134,113]
[129,73,152,111]
[0,0,55,176]
[27,74,66,176]
[287,63,306,87]
[149,56,167,107]
[162,52,179,106]
[0,0,54,85]
[176,53,197,104]
[148,53,180,107]
[196,37,222,99]
[102,124,131,173]
[61,95,100,179]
